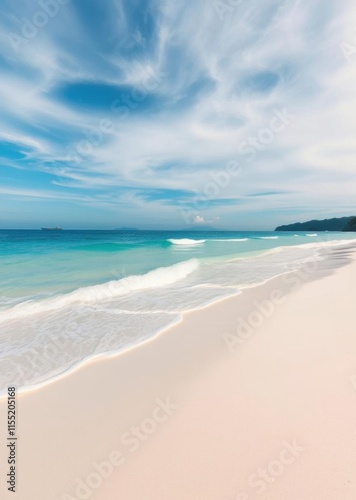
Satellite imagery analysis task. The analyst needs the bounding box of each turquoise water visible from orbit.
[1,229,354,305]
[0,229,355,392]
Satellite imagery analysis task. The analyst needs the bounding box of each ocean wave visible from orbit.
[0,259,199,323]
[2,238,355,393]
[258,236,279,240]
[168,238,206,245]
[306,234,318,237]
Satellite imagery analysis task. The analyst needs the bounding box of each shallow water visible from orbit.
[1,229,355,391]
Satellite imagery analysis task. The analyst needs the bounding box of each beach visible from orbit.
[1,241,355,499]
[2,0,356,497]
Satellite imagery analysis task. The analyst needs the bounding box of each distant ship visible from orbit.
[41,227,63,231]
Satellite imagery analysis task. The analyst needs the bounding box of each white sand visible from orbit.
[1,244,355,499]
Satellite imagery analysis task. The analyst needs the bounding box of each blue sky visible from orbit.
[0,0,355,229]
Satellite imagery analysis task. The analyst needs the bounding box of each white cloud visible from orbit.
[193,215,205,224]
[0,0,355,227]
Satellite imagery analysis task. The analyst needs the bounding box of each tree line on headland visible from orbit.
[275,216,356,232]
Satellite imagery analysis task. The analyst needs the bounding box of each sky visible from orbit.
[0,0,355,230]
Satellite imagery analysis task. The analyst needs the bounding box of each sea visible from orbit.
[1,229,355,393]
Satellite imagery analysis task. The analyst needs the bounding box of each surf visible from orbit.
[0,259,200,323]
[168,238,206,246]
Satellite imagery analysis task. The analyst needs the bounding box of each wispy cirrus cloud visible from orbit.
[0,0,355,229]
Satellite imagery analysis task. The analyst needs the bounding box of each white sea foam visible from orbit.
[1,238,355,394]
[259,236,279,240]
[168,238,206,245]
[0,259,199,323]
[306,233,318,237]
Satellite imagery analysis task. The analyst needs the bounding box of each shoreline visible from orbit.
[0,242,355,499]
[2,238,355,399]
